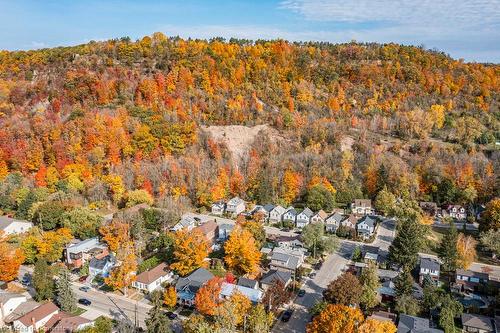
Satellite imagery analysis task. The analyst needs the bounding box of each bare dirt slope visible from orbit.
[202,124,278,164]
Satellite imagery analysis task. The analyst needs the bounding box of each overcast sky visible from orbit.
[1,0,499,62]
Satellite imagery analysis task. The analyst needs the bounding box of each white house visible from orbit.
[310,210,328,224]
[218,223,235,241]
[220,283,263,303]
[0,216,33,235]
[269,205,286,223]
[226,197,245,216]
[211,201,226,216]
[296,207,314,228]
[341,214,358,229]
[444,205,467,220]
[419,257,440,284]
[282,207,298,223]
[325,212,344,233]
[356,216,377,239]
[13,302,59,333]
[351,199,374,215]
[132,263,173,293]
[0,292,27,327]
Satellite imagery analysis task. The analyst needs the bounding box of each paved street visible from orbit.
[273,218,395,333]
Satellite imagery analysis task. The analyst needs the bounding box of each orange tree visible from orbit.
[195,277,223,316]
[0,232,25,282]
[170,229,209,276]
[163,286,177,309]
[224,227,261,276]
[307,304,363,333]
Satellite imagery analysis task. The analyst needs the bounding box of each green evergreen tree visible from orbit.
[438,295,463,333]
[33,259,55,301]
[438,223,459,272]
[145,291,172,333]
[351,246,362,262]
[394,268,414,297]
[56,266,77,313]
[359,262,380,310]
[395,294,420,316]
[388,218,424,270]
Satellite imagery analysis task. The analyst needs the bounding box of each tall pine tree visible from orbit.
[146,291,172,333]
[56,266,77,313]
[359,262,380,310]
[394,268,414,297]
[33,259,55,301]
[388,218,424,270]
[438,223,459,272]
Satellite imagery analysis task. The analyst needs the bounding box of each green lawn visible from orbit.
[72,307,86,315]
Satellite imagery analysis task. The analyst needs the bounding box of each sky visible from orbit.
[0,0,499,63]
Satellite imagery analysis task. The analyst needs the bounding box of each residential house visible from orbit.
[362,246,380,263]
[237,277,259,290]
[419,202,439,217]
[194,220,218,245]
[269,247,304,278]
[260,270,292,291]
[2,300,40,328]
[249,205,267,217]
[211,201,226,216]
[132,263,172,293]
[325,212,343,233]
[310,210,328,224]
[0,292,27,327]
[296,207,314,228]
[351,199,374,215]
[273,235,303,249]
[262,204,276,219]
[444,205,467,220]
[218,223,235,241]
[453,269,489,293]
[89,254,115,278]
[269,205,286,223]
[48,315,93,332]
[340,214,358,229]
[226,197,245,216]
[461,314,495,333]
[282,207,298,223]
[220,282,263,303]
[171,215,197,232]
[419,257,440,284]
[175,268,214,306]
[65,237,109,269]
[397,314,443,333]
[368,311,397,324]
[13,302,59,333]
[0,216,33,235]
[356,215,377,239]
[378,280,396,302]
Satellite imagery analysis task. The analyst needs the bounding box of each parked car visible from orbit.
[78,298,92,306]
[79,286,91,292]
[79,276,88,282]
[298,289,306,297]
[281,309,294,322]
[165,311,178,320]
[21,274,31,286]
[309,272,317,278]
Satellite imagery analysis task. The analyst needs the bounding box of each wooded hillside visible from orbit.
[0,33,498,211]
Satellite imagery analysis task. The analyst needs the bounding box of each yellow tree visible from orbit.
[457,233,477,269]
[171,229,209,276]
[358,319,397,333]
[99,220,130,253]
[307,304,364,333]
[224,227,261,277]
[163,286,177,309]
[228,291,252,325]
[105,243,137,296]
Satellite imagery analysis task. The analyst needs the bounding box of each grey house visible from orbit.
[397,314,443,333]
[325,212,343,233]
[356,215,377,239]
[296,207,314,228]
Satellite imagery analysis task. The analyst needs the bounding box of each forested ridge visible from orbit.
[0,32,498,212]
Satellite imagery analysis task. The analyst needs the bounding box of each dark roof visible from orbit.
[89,254,114,270]
[263,204,275,212]
[456,269,489,280]
[299,207,314,218]
[135,263,170,284]
[260,270,292,285]
[285,208,297,216]
[0,216,31,229]
[326,212,343,224]
[357,215,377,227]
[420,258,440,272]
[461,314,494,331]
[175,268,214,292]
[237,277,258,289]
[397,314,443,333]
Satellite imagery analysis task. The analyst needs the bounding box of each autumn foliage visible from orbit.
[194,277,223,316]
[171,229,209,276]
[224,226,261,276]
[0,232,25,282]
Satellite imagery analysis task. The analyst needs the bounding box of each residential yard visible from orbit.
[422,227,496,265]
